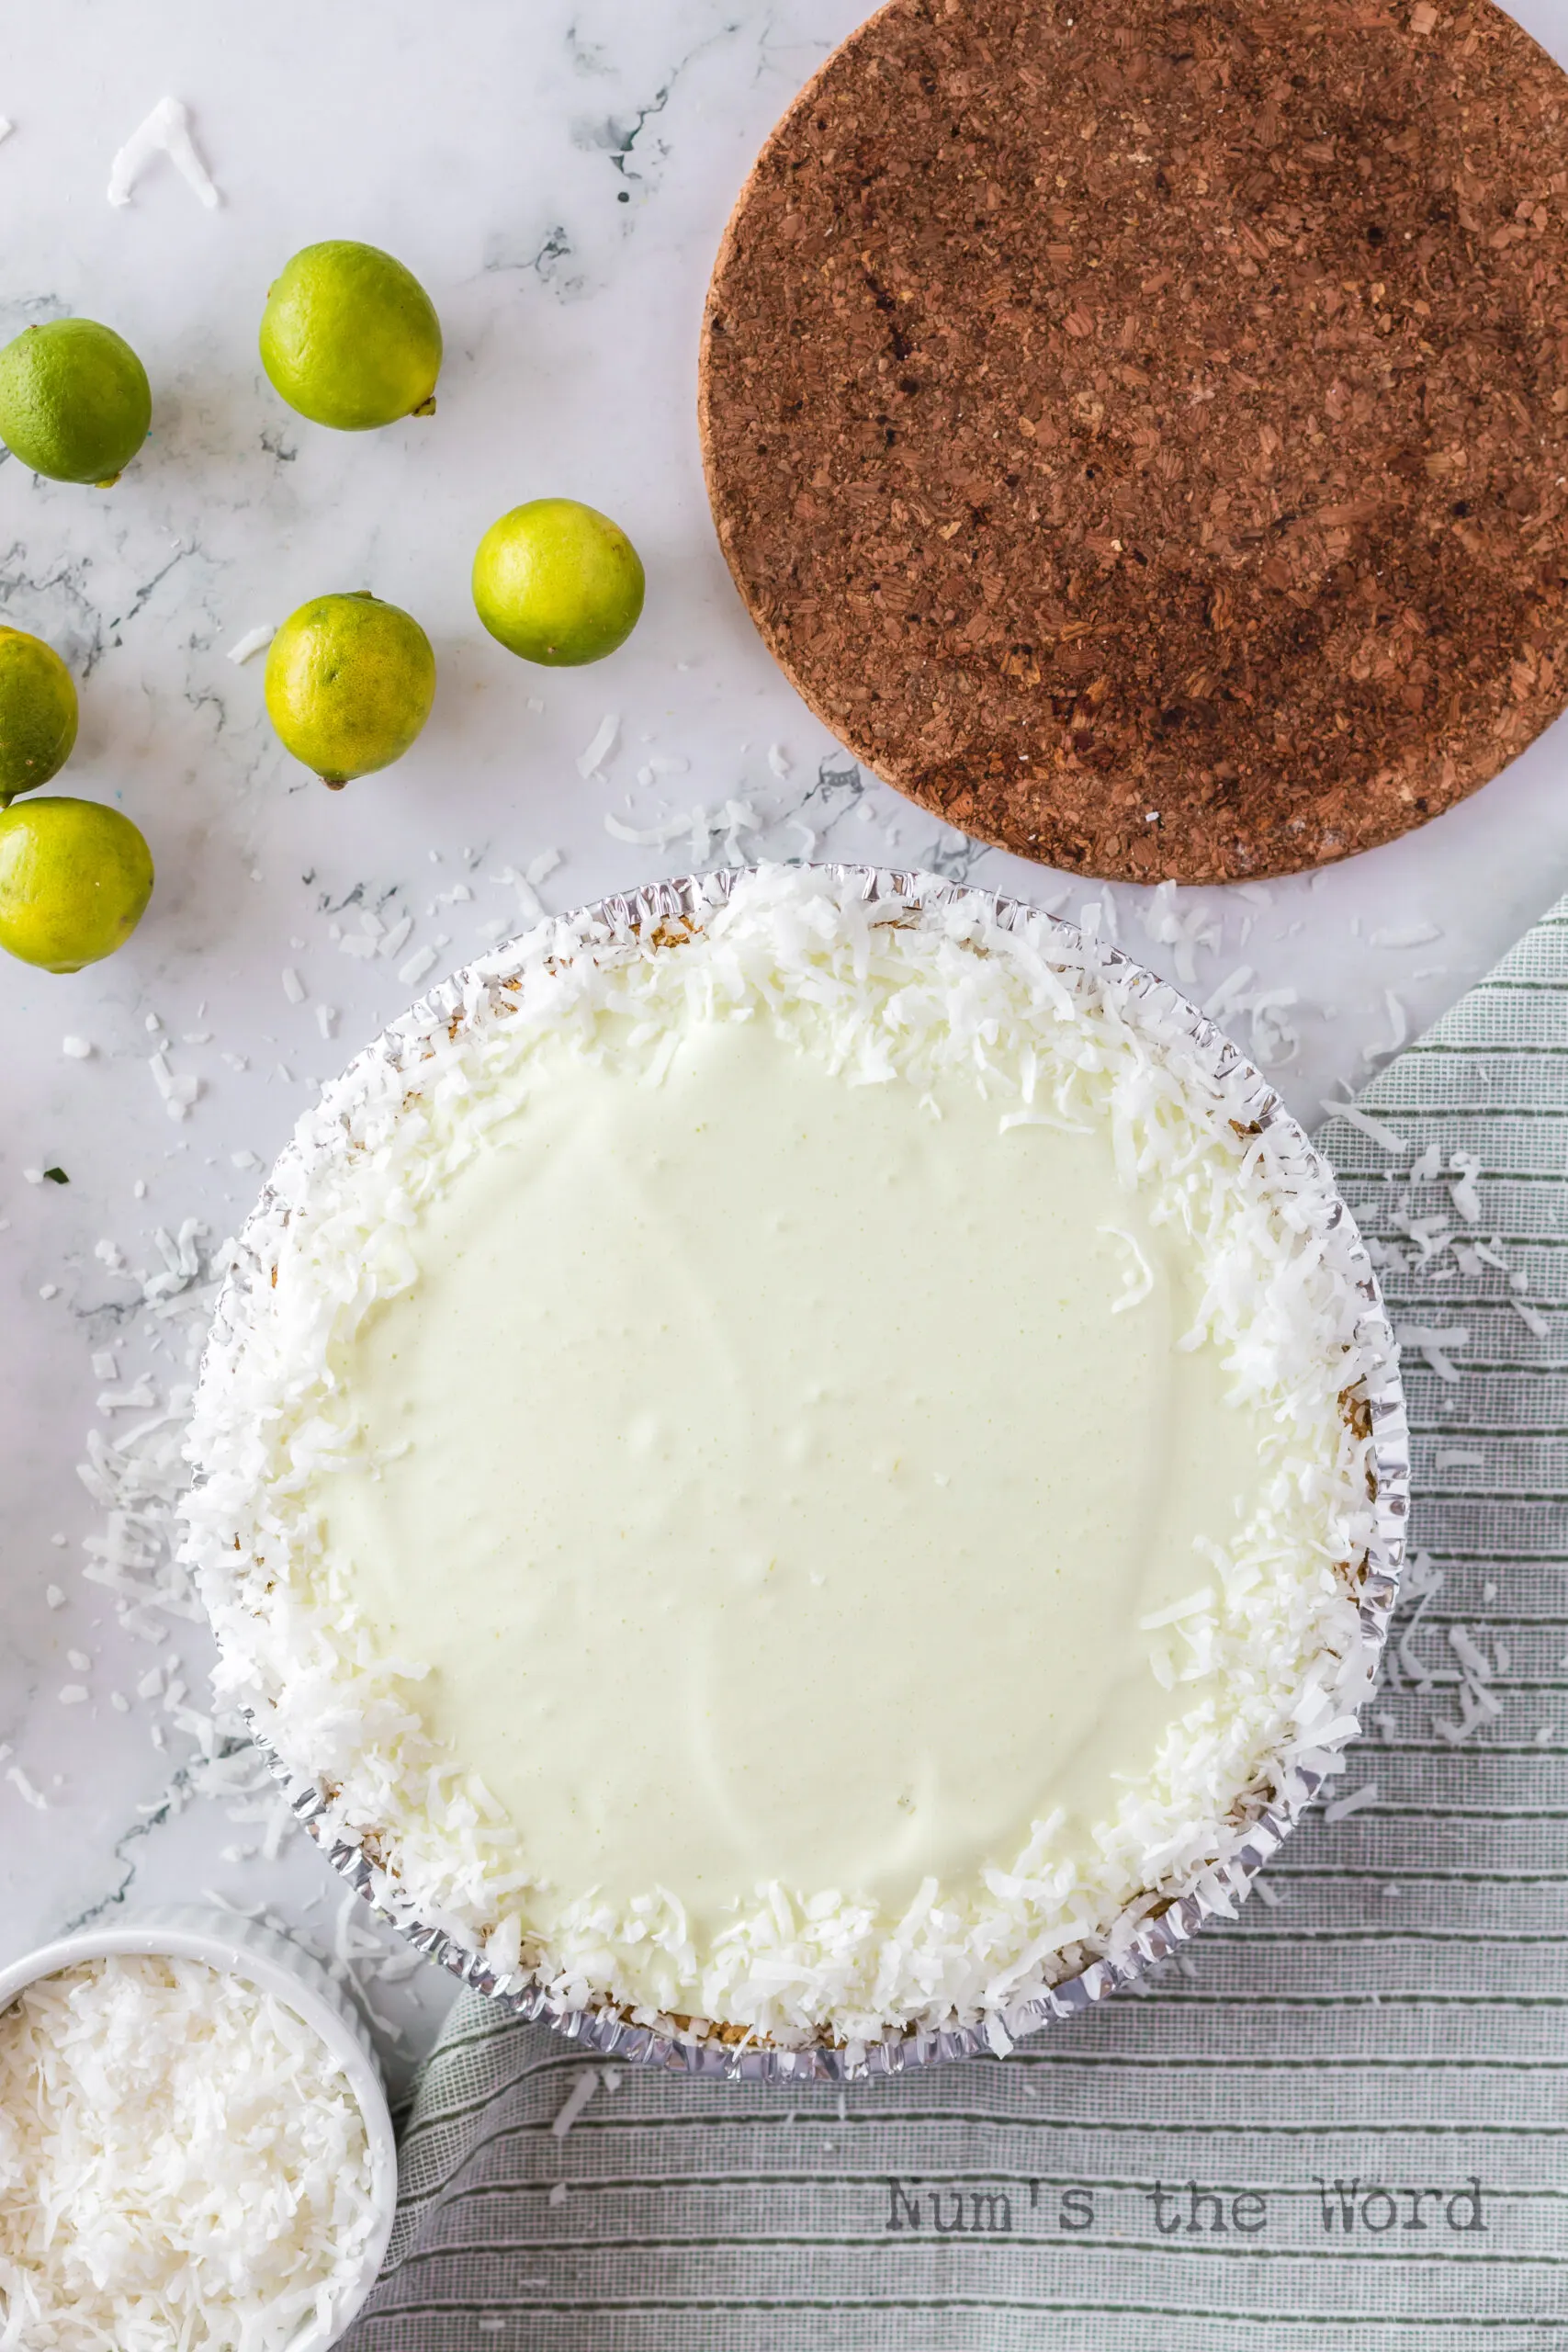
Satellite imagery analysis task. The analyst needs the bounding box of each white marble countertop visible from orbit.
[5,0,1568,2091]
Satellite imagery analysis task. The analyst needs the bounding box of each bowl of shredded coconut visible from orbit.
[0,1905,396,2351]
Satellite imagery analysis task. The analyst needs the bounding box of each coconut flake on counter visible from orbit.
[1141,877,1220,984]
[0,1954,374,2350]
[182,864,1388,2051]
[1203,964,1255,1023]
[1369,922,1442,948]
[1077,890,1119,944]
[490,866,541,924]
[148,1049,200,1123]
[1381,991,1408,1055]
[636,753,691,788]
[226,624,276,665]
[1179,938,1302,1063]
[575,713,619,779]
[107,94,220,210]
[5,1765,48,1809]
[604,799,758,863]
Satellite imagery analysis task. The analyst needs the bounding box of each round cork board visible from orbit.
[699,0,1568,884]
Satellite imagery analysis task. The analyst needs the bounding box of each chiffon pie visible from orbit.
[185,865,1383,2049]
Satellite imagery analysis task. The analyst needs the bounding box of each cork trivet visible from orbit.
[700,0,1568,883]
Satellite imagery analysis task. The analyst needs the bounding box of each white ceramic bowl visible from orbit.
[0,1902,398,2350]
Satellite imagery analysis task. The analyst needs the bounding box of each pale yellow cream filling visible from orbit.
[319,1018,1272,1933]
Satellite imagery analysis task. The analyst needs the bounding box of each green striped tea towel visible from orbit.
[344,900,1568,2352]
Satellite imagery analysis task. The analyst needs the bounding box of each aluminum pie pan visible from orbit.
[202,861,1409,2083]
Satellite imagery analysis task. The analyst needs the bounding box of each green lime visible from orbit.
[472,499,645,666]
[0,629,78,805]
[264,592,436,786]
[260,243,443,431]
[0,797,153,972]
[0,319,152,488]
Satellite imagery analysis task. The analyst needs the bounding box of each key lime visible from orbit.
[0,629,78,804]
[260,243,443,431]
[472,498,645,666]
[0,797,153,972]
[0,320,152,487]
[264,591,436,786]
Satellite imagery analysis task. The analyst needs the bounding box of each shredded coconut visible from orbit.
[1393,1324,1469,1381]
[399,944,439,988]
[1368,922,1441,948]
[1447,1150,1483,1224]
[226,625,276,665]
[1323,1780,1379,1824]
[1321,1101,1409,1156]
[107,95,220,210]
[604,800,758,863]
[5,1767,47,1811]
[183,865,1385,2049]
[1381,990,1407,1055]
[550,2071,598,2139]
[1449,1625,1493,1682]
[576,714,619,779]
[0,1955,375,2348]
[1098,1223,1155,1313]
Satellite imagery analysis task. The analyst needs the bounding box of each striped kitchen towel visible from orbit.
[344,900,1568,2352]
